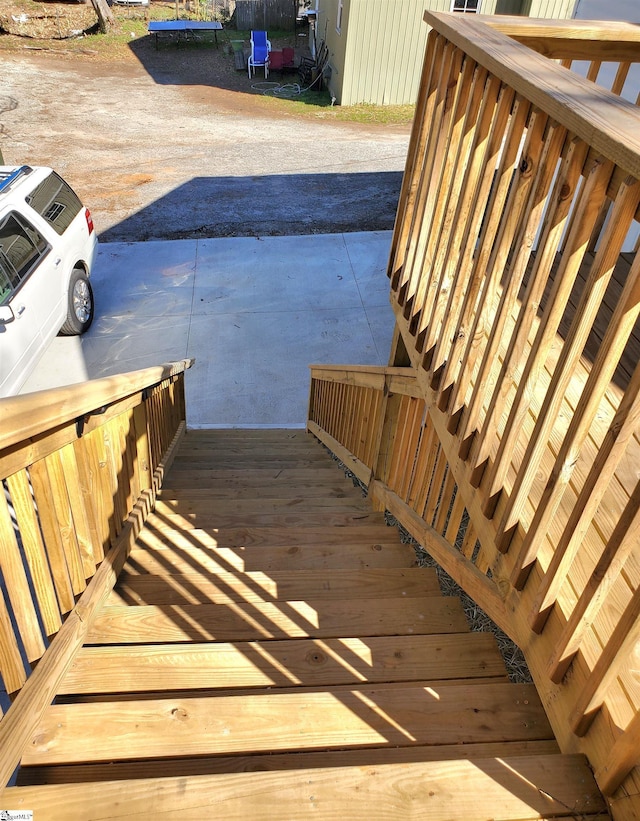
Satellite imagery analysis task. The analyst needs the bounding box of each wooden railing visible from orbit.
[309,14,640,820]
[0,360,191,713]
[0,360,192,787]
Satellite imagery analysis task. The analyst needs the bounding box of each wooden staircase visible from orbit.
[6,430,608,819]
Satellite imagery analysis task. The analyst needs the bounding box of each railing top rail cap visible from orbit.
[0,358,194,453]
[424,12,640,181]
[480,15,640,43]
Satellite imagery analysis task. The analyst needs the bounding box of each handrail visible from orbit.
[311,14,640,817]
[482,16,640,60]
[0,418,185,789]
[425,12,640,179]
[0,359,194,452]
[0,360,193,697]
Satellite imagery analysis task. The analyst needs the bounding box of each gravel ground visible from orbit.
[0,11,410,242]
[330,453,532,684]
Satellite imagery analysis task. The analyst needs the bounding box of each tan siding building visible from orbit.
[316,0,578,105]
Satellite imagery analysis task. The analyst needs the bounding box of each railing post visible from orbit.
[369,327,420,511]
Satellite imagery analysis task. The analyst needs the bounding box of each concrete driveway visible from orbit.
[22,231,396,427]
[3,48,407,424]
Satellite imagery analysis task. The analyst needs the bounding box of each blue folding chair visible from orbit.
[248,30,271,78]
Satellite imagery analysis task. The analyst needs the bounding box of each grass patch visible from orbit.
[257,91,414,125]
[0,2,414,126]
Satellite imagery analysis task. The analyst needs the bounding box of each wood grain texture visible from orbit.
[110,567,440,606]
[87,596,470,644]
[60,633,506,694]
[23,682,552,765]
[125,537,415,573]
[6,755,607,820]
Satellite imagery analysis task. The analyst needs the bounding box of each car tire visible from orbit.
[60,268,94,335]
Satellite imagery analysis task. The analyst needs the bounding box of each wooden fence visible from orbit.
[235,0,297,31]
[309,14,640,819]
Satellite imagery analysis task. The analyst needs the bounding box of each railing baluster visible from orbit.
[424,447,448,527]
[444,488,465,543]
[27,460,75,615]
[57,444,100,574]
[611,61,630,95]
[482,135,590,516]
[497,156,617,558]
[446,95,532,432]
[434,468,456,535]
[569,586,640,736]
[5,471,61,638]
[0,590,26,694]
[527,248,640,629]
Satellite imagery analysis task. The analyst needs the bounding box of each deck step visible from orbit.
[146,509,386,530]
[158,480,360,497]
[22,682,552,766]
[16,739,563,784]
[109,566,441,606]
[9,755,608,820]
[128,531,416,571]
[8,428,606,817]
[87,596,470,643]
[142,522,398,547]
[60,633,507,694]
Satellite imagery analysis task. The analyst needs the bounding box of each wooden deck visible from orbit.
[4,430,608,818]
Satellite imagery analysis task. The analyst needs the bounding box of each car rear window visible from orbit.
[26,172,82,235]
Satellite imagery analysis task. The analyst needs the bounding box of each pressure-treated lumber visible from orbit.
[2,428,607,819]
[22,682,552,765]
[109,567,441,606]
[6,755,608,821]
[60,633,507,694]
[86,596,470,643]
[126,536,416,572]
[16,740,564,785]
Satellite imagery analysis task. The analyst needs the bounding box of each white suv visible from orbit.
[0,165,98,397]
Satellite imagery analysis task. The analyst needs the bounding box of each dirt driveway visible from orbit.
[0,35,411,242]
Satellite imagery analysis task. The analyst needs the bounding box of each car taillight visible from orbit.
[85,207,94,235]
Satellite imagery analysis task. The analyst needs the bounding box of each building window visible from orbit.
[336,0,343,33]
[451,0,480,11]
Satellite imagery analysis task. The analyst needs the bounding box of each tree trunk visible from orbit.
[90,0,115,33]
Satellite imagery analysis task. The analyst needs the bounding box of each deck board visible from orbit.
[4,428,607,817]
[87,596,470,643]
[108,567,442,606]
[60,633,506,694]
[8,755,608,820]
[16,739,562,784]
[126,536,416,572]
[146,510,386,530]
[23,682,552,765]
[140,523,398,548]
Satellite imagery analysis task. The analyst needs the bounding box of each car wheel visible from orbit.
[60,268,94,335]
